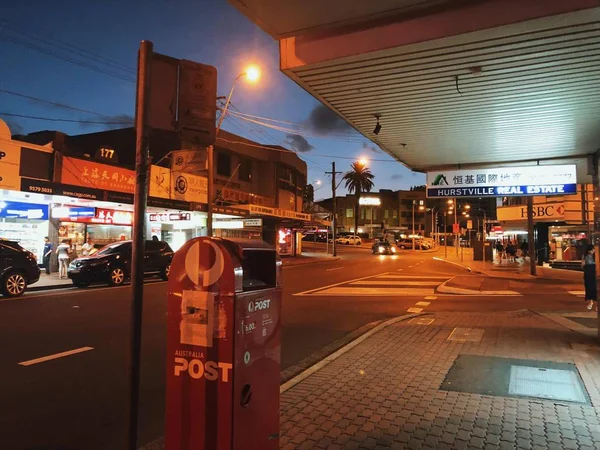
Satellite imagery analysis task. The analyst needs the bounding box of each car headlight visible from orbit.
[378,246,384,253]
[391,247,396,252]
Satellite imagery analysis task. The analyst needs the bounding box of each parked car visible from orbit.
[0,239,41,297]
[336,235,362,245]
[396,239,428,250]
[371,241,396,255]
[68,240,173,288]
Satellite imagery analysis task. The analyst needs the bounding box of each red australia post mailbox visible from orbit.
[165,237,282,450]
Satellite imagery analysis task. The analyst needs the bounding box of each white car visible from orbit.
[336,235,362,245]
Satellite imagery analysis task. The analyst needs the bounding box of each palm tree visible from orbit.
[342,162,375,235]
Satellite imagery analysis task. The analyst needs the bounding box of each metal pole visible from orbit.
[128,39,152,450]
[454,198,458,256]
[331,161,337,257]
[444,212,447,258]
[208,80,239,237]
[412,201,415,250]
[527,196,536,276]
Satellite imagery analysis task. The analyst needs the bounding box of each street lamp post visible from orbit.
[207,65,260,237]
[412,200,416,250]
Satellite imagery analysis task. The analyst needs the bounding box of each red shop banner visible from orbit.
[61,156,135,194]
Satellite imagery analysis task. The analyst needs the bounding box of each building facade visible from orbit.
[2,120,311,263]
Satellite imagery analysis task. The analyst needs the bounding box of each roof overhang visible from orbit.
[235,0,600,180]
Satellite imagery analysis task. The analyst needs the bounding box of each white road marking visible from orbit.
[18,347,94,366]
[349,281,442,286]
[397,269,403,272]
[326,267,344,271]
[294,272,393,296]
[416,301,431,306]
[407,307,423,313]
[425,296,438,300]
[568,291,585,296]
[375,275,449,280]
[312,287,435,296]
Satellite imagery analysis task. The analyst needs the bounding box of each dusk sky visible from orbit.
[0,0,424,199]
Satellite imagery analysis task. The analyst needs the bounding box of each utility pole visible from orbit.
[326,162,342,257]
[454,198,458,256]
[128,40,152,450]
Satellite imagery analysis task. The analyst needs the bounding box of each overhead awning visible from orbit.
[232,0,600,177]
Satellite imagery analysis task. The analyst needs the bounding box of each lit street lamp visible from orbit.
[207,64,261,237]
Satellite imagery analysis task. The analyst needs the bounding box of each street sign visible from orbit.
[467,220,473,229]
[148,53,179,131]
[452,223,459,234]
[426,164,577,198]
[178,60,217,146]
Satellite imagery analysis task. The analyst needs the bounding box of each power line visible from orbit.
[0,89,118,118]
[0,112,133,125]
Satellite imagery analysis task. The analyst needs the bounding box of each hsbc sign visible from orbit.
[497,203,565,222]
[519,205,564,219]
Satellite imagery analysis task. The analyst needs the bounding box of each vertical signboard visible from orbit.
[178,60,218,146]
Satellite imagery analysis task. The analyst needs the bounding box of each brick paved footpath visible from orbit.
[279,311,600,449]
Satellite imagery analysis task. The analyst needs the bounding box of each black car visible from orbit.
[0,240,41,297]
[68,240,173,288]
[372,241,397,255]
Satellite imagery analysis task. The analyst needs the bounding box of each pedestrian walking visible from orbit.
[582,244,597,311]
[520,240,528,260]
[495,241,504,263]
[56,240,71,279]
[43,237,53,275]
[506,241,516,263]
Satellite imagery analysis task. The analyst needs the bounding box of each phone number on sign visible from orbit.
[27,185,53,194]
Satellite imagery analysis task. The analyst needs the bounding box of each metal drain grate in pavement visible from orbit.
[447,327,484,342]
[509,366,587,403]
[441,355,590,404]
[409,317,434,325]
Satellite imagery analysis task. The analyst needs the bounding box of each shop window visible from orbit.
[362,209,368,220]
[384,210,389,219]
[346,208,353,218]
[238,160,252,182]
[217,152,231,176]
[393,210,398,219]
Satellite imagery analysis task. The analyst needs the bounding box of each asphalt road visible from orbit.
[0,245,587,450]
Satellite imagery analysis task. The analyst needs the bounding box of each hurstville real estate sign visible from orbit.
[426,164,577,198]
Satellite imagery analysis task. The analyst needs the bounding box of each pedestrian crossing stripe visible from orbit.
[294,273,451,297]
[307,287,436,296]
[569,291,585,297]
[349,281,442,286]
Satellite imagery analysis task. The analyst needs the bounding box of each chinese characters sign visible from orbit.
[61,157,135,194]
[426,165,577,198]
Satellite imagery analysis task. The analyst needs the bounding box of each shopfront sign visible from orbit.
[61,157,135,194]
[426,165,577,198]
[244,218,263,227]
[171,172,208,204]
[149,212,191,222]
[95,208,133,225]
[359,197,381,206]
[0,146,21,191]
[239,204,310,221]
[497,203,565,222]
[52,206,96,220]
[219,187,275,207]
[0,201,49,220]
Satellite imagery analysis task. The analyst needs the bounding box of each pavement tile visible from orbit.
[515,437,532,449]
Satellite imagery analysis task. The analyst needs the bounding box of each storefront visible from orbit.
[0,199,50,261]
[147,211,207,251]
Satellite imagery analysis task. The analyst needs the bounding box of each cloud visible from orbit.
[390,174,403,180]
[362,142,380,153]
[285,133,314,153]
[306,103,353,135]
[2,117,24,135]
[101,114,134,130]
[77,113,134,130]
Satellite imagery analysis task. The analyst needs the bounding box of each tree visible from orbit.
[302,184,315,212]
[342,162,375,235]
